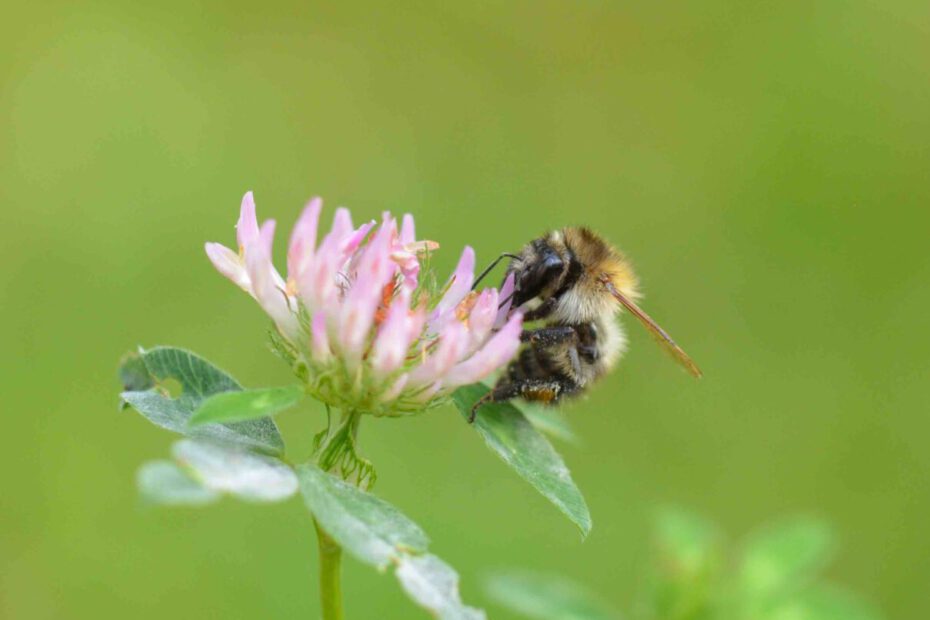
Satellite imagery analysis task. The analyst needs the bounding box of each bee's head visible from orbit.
[507,232,572,307]
[505,227,641,320]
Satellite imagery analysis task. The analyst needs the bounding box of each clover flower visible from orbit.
[206,192,522,416]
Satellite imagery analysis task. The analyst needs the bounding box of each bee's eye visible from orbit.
[540,255,564,287]
[515,251,564,303]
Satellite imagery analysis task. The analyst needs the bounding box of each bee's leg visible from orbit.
[470,376,580,423]
[520,325,577,346]
[515,377,577,405]
[522,297,558,321]
[549,376,582,402]
[567,345,583,378]
[469,381,523,423]
[576,323,600,363]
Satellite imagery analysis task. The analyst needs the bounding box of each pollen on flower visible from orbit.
[205,191,523,416]
[454,291,481,324]
[285,278,299,297]
[373,282,397,327]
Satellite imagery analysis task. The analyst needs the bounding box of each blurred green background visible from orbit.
[2,0,928,618]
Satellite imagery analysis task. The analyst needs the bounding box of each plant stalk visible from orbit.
[315,520,344,620]
[311,408,372,619]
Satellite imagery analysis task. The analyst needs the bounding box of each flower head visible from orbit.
[206,192,522,416]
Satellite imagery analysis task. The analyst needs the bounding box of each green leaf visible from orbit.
[648,509,724,620]
[172,439,298,502]
[762,585,883,620]
[480,379,579,444]
[655,508,724,577]
[451,384,592,537]
[119,347,285,455]
[137,460,220,506]
[515,401,580,445]
[484,570,618,620]
[296,463,430,569]
[297,465,486,619]
[739,517,835,601]
[396,554,487,620]
[188,385,304,427]
[119,351,155,391]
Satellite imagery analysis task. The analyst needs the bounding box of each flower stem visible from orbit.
[310,409,375,619]
[315,520,344,620]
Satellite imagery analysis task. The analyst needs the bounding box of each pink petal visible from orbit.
[341,221,376,255]
[392,214,437,291]
[339,220,380,287]
[391,250,419,291]
[370,289,426,377]
[370,289,412,376]
[493,273,516,329]
[311,311,331,361]
[400,214,416,245]
[408,321,470,387]
[465,288,498,352]
[236,191,260,250]
[298,208,355,311]
[246,220,299,339]
[205,242,250,291]
[380,373,409,403]
[412,381,443,404]
[338,218,398,361]
[447,246,476,302]
[390,249,418,269]
[328,208,355,247]
[430,246,475,330]
[287,197,322,284]
[441,312,523,389]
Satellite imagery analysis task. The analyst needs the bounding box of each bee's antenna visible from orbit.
[472,253,520,291]
[497,291,515,310]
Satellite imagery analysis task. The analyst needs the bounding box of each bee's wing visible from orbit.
[602,278,703,378]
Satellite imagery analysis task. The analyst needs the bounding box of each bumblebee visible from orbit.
[470,227,701,421]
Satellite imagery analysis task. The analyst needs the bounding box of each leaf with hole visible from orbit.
[118,351,154,409]
[119,346,285,455]
[188,385,304,427]
[452,384,591,537]
[296,463,429,569]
